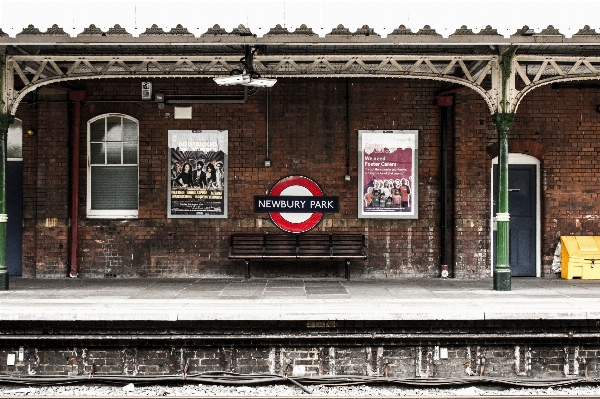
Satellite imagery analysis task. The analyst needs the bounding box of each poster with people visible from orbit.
[168,130,228,218]
[358,130,418,219]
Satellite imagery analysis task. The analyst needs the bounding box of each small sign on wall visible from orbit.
[174,106,192,119]
[141,82,152,100]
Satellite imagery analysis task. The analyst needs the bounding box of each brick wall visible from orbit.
[510,85,600,276]
[1,319,598,379]
[1,343,598,380]
[453,89,494,278]
[16,77,600,279]
[18,78,454,278]
[20,88,71,277]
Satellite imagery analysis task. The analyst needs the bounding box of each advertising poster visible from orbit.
[168,130,228,218]
[358,130,418,219]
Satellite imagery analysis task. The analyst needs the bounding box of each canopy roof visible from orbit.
[3,23,600,115]
[2,23,600,57]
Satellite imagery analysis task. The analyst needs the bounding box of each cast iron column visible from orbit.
[0,113,15,290]
[492,112,514,291]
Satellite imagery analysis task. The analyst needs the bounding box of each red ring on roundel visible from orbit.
[269,176,323,233]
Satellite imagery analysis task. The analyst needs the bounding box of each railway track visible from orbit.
[4,394,600,398]
[2,373,600,398]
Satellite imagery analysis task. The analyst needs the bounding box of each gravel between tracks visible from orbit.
[2,384,600,396]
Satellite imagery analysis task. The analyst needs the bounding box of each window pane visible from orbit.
[123,118,138,141]
[88,115,139,217]
[106,117,122,141]
[123,143,137,164]
[106,142,122,164]
[91,166,138,210]
[90,143,105,164]
[90,120,105,142]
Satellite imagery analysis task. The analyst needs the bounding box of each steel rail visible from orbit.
[1,332,599,341]
[8,396,600,399]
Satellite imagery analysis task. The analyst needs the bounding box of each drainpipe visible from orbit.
[163,86,250,104]
[345,79,351,180]
[69,91,86,278]
[436,96,453,278]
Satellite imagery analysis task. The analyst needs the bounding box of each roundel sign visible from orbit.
[254,176,339,233]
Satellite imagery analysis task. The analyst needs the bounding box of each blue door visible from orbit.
[7,161,23,276]
[493,164,537,277]
[7,120,23,276]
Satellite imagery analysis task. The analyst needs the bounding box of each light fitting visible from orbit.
[213,72,277,87]
[242,76,277,88]
[214,74,249,86]
[214,70,276,88]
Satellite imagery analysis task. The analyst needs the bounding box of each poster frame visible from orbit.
[167,129,228,219]
[358,129,418,219]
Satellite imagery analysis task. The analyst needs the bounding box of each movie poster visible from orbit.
[358,130,418,219]
[168,130,228,218]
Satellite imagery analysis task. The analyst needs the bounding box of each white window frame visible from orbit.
[87,113,139,219]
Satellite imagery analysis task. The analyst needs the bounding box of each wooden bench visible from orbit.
[228,234,367,280]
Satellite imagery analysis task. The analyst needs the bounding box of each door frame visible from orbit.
[490,153,541,277]
[7,118,23,276]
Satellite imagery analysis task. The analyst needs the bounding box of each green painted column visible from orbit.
[0,113,15,290]
[492,112,514,291]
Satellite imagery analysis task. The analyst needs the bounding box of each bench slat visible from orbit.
[264,235,297,256]
[229,235,264,258]
[298,235,330,256]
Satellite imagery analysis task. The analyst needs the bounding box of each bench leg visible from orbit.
[345,260,350,281]
[245,260,250,280]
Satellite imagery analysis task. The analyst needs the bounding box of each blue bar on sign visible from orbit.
[254,196,339,213]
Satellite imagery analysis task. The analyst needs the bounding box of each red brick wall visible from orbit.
[20,88,71,277]
[17,78,451,278]
[19,77,599,279]
[453,89,494,278]
[511,85,600,276]
[454,83,600,278]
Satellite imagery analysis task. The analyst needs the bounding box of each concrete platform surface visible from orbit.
[1,277,599,321]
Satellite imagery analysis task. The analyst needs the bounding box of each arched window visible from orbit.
[87,114,139,218]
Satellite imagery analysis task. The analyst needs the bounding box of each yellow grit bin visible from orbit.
[561,236,600,279]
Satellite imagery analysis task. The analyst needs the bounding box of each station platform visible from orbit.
[1,276,599,322]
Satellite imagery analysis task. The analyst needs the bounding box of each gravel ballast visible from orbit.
[3,383,600,397]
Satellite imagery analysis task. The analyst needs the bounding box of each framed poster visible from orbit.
[168,130,228,218]
[358,130,418,219]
